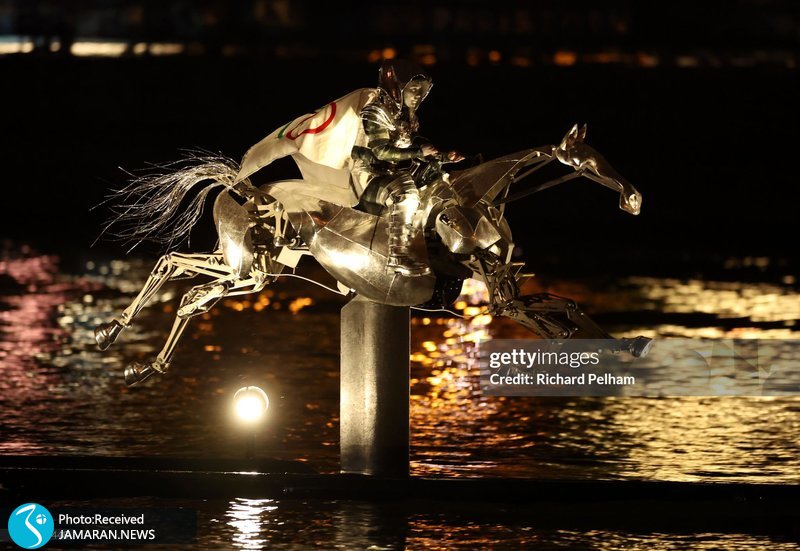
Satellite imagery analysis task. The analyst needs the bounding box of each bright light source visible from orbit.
[236,396,264,421]
[234,386,269,423]
[70,41,128,57]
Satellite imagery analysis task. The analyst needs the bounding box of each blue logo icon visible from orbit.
[8,503,54,549]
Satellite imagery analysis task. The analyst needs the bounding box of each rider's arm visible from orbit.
[362,105,424,162]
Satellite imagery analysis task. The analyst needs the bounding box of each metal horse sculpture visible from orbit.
[96,124,652,386]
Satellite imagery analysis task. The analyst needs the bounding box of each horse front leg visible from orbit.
[499,292,652,358]
[123,274,270,386]
[94,252,227,350]
[476,257,652,357]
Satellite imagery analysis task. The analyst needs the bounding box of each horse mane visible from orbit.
[95,150,243,252]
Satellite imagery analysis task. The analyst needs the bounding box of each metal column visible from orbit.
[340,296,410,477]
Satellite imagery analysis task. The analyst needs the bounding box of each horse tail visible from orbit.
[96,150,248,251]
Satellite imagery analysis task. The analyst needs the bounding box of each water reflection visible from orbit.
[48,497,799,549]
[226,498,277,549]
[214,498,406,549]
[1,243,799,483]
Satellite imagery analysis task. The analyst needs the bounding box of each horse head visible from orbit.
[556,124,642,215]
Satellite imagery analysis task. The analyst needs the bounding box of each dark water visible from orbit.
[36,496,800,550]
[1,243,799,547]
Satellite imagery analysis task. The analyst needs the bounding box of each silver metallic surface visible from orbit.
[449,149,549,208]
[435,205,503,255]
[340,296,410,476]
[97,85,650,385]
[94,319,123,351]
[213,192,254,278]
[385,176,430,277]
[356,63,437,276]
[265,182,436,306]
[124,362,158,386]
[556,124,642,215]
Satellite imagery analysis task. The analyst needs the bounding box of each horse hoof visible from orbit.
[124,362,157,387]
[95,320,124,350]
[629,336,653,358]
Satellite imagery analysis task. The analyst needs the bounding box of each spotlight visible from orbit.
[234,386,269,423]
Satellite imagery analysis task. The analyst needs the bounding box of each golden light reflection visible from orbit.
[3,246,799,482]
[148,43,185,56]
[604,396,800,482]
[226,498,277,549]
[70,41,127,57]
[637,52,660,67]
[411,279,505,476]
[410,272,800,479]
[627,276,800,325]
[288,297,313,314]
[0,39,34,55]
[553,50,578,66]
[224,292,313,315]
[582,51,623,64]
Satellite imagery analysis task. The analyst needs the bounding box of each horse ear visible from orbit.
[569,123,579,138]
[560,124,579,148]
[578,123,588,141]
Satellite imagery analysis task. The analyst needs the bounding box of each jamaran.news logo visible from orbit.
[7,503,54,549]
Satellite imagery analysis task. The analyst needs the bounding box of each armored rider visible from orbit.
[351,62,463,277]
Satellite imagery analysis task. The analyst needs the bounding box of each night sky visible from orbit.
[1,1,797,266]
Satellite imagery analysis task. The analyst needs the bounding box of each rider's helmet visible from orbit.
[378,60,432,111]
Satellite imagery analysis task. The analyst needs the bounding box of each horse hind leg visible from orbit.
[124,316,190,386]
[124,274,269,386]
[94,252,221,350]
[95,253,180,350]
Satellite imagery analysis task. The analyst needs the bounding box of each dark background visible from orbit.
[1,0,798,273]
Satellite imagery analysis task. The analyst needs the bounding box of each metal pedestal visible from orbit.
[340,296,410,477]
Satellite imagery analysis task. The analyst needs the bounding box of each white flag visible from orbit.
[236,88,377,204]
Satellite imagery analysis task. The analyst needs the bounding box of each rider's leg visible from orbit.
[95,252,228,350]
[381,173,430,277]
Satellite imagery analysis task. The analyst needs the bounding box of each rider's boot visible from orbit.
[385,177,430,277]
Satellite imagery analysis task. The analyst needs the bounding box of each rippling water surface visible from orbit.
[39,496,800,550]
[1,243,799,547]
